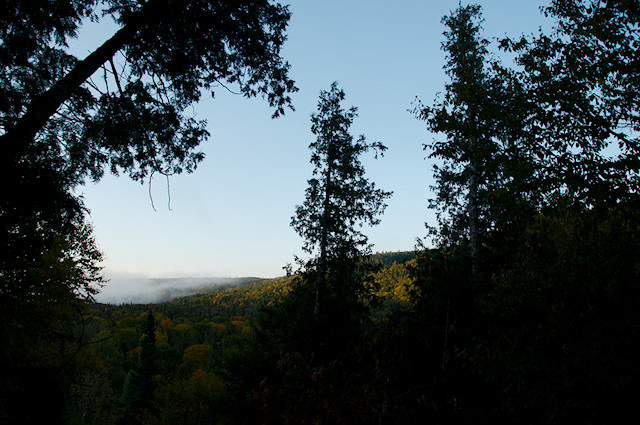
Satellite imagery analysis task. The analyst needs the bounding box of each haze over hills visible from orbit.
[96,275,265,304]
[96,251,416,304]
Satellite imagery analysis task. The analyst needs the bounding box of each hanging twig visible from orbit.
[148,168,173,211]
[62,304,114,368]
[149,171,157,212]
[166,174,172,211]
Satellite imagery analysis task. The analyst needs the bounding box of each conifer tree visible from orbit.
[291,82,391,358]
[118,313,158,425]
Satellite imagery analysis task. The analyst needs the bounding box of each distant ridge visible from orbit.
[369,250,417,268]
[146,276,264,298]
[98,251,416,305]
[97,276,265,304]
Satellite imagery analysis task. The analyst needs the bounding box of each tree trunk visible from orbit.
[469,135,480,296]
[314,151,333,321]
[311,144,333,363]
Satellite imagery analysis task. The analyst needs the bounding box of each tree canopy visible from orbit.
[0,2,297,422]
[1,0,296,223]
[410,2,640,423]
[3,1,639,424]
[503,0,640,210]
[0,0,297,312]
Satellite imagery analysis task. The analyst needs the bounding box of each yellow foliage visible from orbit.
[240,325,255,339]
[372,260,417,304]
[182,344,214,370]
[212,323,227,337]
[126,346,141,362]
[159,317,175,330]
[155,331,169,346]
[174,323,192,332]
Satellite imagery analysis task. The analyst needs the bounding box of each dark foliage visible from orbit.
[1,1,296,422]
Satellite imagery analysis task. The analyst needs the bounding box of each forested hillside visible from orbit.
[66,252,417,425]
[2,1,639,424]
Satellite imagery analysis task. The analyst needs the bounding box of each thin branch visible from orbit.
[109,57,124,95]
[63,303,110,368]
[53,109,85,126]
[166,174,172,211]
[102,64,110,93]
[83,334,115,346]
[214,79,242,96]
[149,171,157,212]
[152,157,175,177]
[148,168,173,211]
[151,73,170,104]
[117,50,131,81]
[85,77,107,96]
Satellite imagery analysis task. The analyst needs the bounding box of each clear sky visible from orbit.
[71,0,552,297]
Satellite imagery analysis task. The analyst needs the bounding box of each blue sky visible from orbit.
[72,1,552,295]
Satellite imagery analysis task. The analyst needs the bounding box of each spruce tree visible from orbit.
[291,82,391,359]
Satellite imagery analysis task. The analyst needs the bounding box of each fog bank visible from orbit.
[95,272,262,304]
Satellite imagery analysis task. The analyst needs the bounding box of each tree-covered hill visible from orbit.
[5,1,639,423]
[96,250,418,315]
[69,254,417,424]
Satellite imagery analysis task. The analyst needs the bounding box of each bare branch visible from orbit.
[148,169,173,211]
[102,63,110,93]
[150,73,168,104]
[214,79,242,96]
[166,174,172,211]
[85,76,106,96]
[109,57,124,95]
[149,171,157,212]
[53,109,85,126]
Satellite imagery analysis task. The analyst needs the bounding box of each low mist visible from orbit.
[95,272,262,304]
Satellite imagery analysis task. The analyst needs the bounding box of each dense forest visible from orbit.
[56,252,421,425]
[2,0,639,424]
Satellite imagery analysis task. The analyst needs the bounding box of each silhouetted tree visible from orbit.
[414,4,510,289]
[291,81,391,359]
[0,0,296,302]
[118,313,158,425]
[411,3,640,423]
[502,0,640,212]
[0,220,104,425]
[0,0,296,419]
[2,0,297,235]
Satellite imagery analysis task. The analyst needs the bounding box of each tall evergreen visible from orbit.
[413,4,535,292]
[291,82,391,358]
[413,5,496,289]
